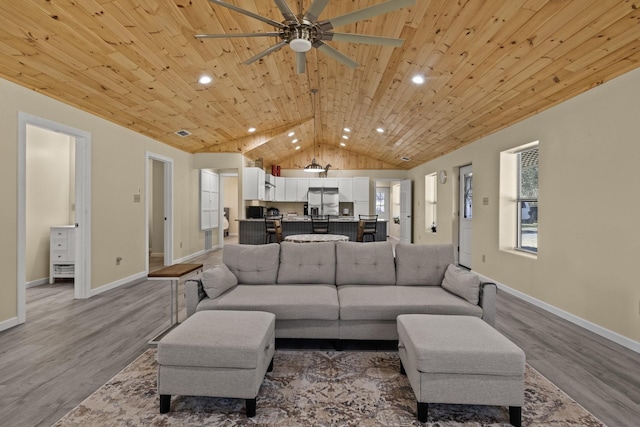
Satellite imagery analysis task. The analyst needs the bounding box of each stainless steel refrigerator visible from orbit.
[308,187,339,216]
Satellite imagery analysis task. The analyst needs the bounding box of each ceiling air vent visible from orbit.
[400,156,411,162]
[175,129,191,137]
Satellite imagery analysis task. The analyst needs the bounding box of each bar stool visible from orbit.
[264,215,283,243]
[311,215,330,234]
[358,214,378,242]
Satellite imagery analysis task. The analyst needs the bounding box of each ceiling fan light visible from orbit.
[304,158,324,172]
[290,38,312,52]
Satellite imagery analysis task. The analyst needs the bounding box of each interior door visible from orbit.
[459,164,473,268]
[399,179,412,243]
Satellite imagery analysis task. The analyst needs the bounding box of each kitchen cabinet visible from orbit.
[243,167,265,200]
[338,178,353,202]
[50,226,75,284]
[296,178,309,201]
[353,177,370,217]
[265,174,275,201]
[275,176,286,201]
[323,178,338,187]
[309,178,324,188]
[285,178,298,201]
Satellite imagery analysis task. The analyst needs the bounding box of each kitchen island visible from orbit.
[238,218,387,244]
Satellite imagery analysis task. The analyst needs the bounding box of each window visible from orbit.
[375,191,385,214]
[517,147,538,253]
[425,173,437,232]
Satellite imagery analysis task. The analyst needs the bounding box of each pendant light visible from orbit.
[304,88,325,173]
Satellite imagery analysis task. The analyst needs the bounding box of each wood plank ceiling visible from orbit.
[1,0,639,170]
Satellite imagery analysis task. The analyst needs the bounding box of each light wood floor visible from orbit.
[1,240,638,426]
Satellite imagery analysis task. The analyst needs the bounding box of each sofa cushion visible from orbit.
[395,243,454,286]
[196,284,339,320]
[338,285,483,320]
[335,241,396,285]
[201,264,238,299]
[277,242,336,284]
[441,264,481,305]
[222,243,280,284]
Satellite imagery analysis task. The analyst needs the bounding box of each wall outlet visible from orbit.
[133,194,141,203]
[180,242,183,248]
[482,254,486,262]
[116,256,122,265]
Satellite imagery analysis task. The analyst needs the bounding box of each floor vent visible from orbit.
[204,229,213,250]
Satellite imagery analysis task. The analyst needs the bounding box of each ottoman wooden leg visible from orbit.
[246,398,257,417]
[417,401,428,422]
[267,358,274,373]
[400,360,406,375]
[159,394,171,413]
[509,406,521,427]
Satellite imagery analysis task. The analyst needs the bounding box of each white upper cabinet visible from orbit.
[338,178,353,202]
[243,167,265,201]
[296,178,309,201]
[323,178,338,187]
[309,178,324,188]
[285,178,298,201]
[275,176,286,201]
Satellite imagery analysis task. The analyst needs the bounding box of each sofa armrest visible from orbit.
[479,282,497,327]
[185,279,206,318]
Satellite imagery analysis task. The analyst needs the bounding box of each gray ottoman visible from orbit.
[157,310,276,417]
[397,314,525,426]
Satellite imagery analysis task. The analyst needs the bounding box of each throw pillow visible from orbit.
[201,264,238,299]
[441,264,481,305]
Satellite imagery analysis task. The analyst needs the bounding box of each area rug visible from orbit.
[54,349,605,426]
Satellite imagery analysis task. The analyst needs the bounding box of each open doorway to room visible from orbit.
[18,113,92,325]
[146,153,173,273]
[221,173,239,245]
[374,179,408,245]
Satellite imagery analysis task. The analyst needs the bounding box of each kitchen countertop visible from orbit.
[238,217,388,222]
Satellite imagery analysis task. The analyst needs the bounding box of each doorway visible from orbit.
[18,113,92,324]
[145,152,173,272]
[458,164,473,268]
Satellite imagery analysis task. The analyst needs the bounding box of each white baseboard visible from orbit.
[26,278,49,288]
[89,271,148,297]
[175,250,206,264]
[0,316,20,333]
[475,272,640,354]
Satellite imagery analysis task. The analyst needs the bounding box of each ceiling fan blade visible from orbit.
[208,0,286,29]
[296,51,306,74]
[315,42,359,69]
[273,0,298,23]
[322,0,415,30]
[243,40,288,65]
[303,0,330,23]
[322,32,405,47]
[195,32,281,39]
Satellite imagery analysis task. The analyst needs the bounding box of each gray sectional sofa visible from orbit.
[185,241,496,341]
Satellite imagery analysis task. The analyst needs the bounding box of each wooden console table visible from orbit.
[148,263,203,345]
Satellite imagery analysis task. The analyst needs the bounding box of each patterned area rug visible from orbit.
[54,349,605,426]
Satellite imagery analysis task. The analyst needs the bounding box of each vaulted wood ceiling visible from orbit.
[1,1,639,170]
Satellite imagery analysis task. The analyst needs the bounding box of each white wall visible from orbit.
[0,78,205,328]
[409,67,640,345]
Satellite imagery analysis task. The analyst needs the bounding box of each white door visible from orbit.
[399,179,412,243]
[459,164,473,268]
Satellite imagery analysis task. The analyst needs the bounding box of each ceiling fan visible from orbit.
[195,0,415,73]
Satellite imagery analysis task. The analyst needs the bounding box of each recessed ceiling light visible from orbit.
[292,139,298,143]
[376,128,384,133]
[400,156,411,161]
[288,131,295,137]
[411,75,425,85]
[344,127,350,132]
[175,129,191,137]
[198,75,213,85]
[340,142,346,147]
[295,145,301,150]
[342,135,349,140]
[248,127,256,133]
